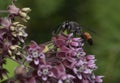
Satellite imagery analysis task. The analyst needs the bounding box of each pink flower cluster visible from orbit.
[19,33,103,83]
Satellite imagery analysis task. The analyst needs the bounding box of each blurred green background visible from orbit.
[0,0,120,83]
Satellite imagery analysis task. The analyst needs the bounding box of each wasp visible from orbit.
[54,21,93,45]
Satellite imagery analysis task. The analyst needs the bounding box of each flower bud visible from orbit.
[13,22,20,26]
[12,32,17,37]
[8,5,20,15]
[10,26,15,31]
[8,50,12,56]
[18,32,23,36]
[10,45,21,50]
[0,26,4,29]
[21,8,31,13]
[19,11,27,18]
[16,24,24,27]
[26,16,30,20]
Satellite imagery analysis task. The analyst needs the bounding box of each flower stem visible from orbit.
[0,10,8,13]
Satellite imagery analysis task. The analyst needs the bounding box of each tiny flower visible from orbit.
[86,55,95,60]
[67,37,84,48]
[10,22,28,42]
[72,56,97,80]
[0,18,12,28]
[26,77,37,83]
[87,60,97,69]
[8,4,20,15]
[51,63,66,80]
[52,34,67,48]
[58,74,75,83]
[63,59,76,69]
[8,4,31,22]
[8,45,21,56]
[95,76,104,83]
[52,33,84,49]
[0,17,28,44]
[25,41,45,65]
[81,79,89,83]
[21,8,31,13]
[73,66,83,79]
[37,64,54,81]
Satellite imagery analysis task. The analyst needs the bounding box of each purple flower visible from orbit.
[56,45,86,70]
[51,63,66,80]
[0,17,28,56]
[10,22,28,43]
[37,64,54,81]
[72,55,97,80]
[67,37,84,48]
[52,34,67,48]
[0,0,32,80]
[86,55,97,69]
[25,41,45,65]
[81,79,89,83]
[0,18,12,28]
[86,55,95,60]
[0,18,28,42]
[58,74,75,83]
[95,76,104,83]
[8,4,20,16]
[8,4,31,22]
[57,45,85,60]
[25,77,37,83]
[52,33,84,48]
[53,33,86,69]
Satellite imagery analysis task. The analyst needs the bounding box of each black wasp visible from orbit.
[53,21,93,45]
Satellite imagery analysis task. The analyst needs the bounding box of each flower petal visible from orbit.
[95,76,104,83]
[58,80,63,83]
[26,55,32,61]
[86,55,95,60]
[70,42,79,47]
[42,76,47,81]
[39,53,45,58]
[77,74,82,80]
[34,58,39,65]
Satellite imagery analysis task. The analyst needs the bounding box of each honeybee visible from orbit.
[54,21,93,45]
